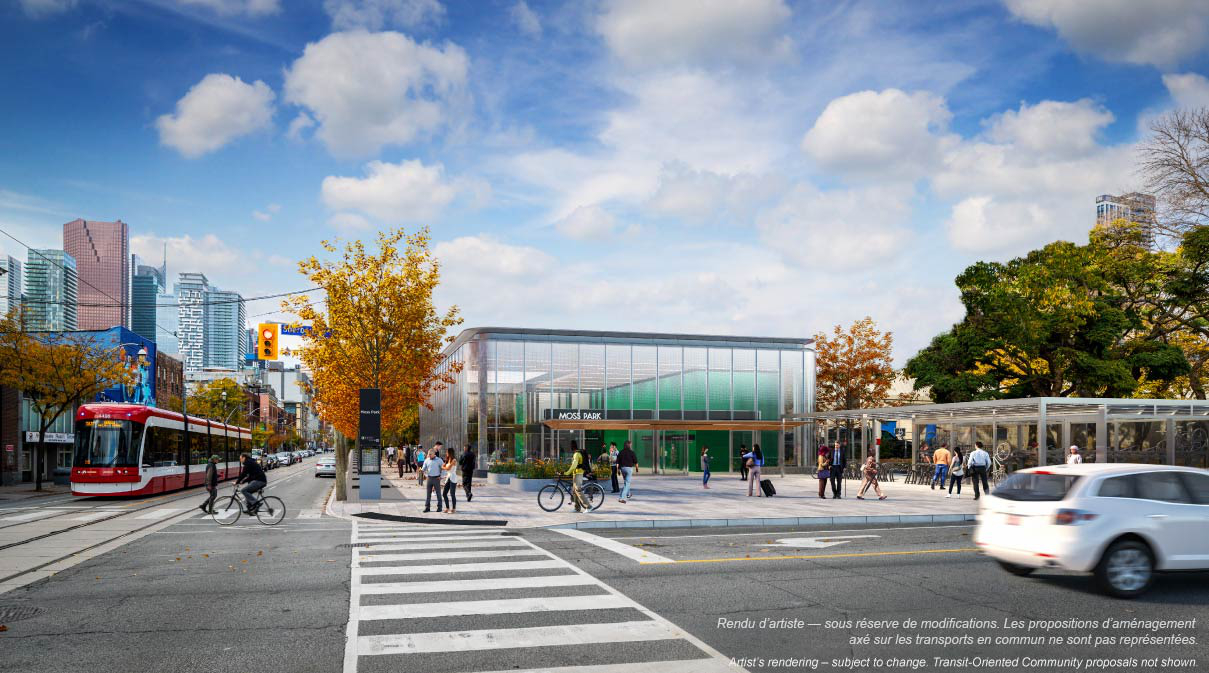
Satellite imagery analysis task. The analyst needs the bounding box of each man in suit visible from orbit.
[460,444,477,502]
[738,444,749,481]
[829,444,846,498]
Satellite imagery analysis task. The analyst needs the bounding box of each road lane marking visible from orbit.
[69,511,117,522]
[358,620,682,656]
[357,539,528,552]
[356,574,594,595]
[358,549,546,563]
[353,559,566,577]
[359,594,632,621]
[0,510,58,522]
[642,548,980,564]
[609,524,974,540]
[297,509,322,518]
[135,508,184,520]
[553,528,674,564]
[771,535,880,548]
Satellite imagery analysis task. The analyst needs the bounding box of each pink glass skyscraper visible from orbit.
[62,218,130,330]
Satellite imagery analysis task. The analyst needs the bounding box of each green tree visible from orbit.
[186,378,249,426]
[906,240,1189,401]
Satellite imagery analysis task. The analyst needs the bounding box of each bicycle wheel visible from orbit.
[583,483,605,511]
[536,484,564,512]
[212,496,241,526]
[256,496,286,525]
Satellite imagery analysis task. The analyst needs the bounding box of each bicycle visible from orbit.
[211,483,286,526]
[537,474,604,512]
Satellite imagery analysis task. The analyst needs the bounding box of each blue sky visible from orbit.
[3,0,1209,362]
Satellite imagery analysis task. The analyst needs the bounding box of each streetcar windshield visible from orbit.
[74,420,142,468]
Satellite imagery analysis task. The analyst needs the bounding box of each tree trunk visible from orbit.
[335,432,348,501]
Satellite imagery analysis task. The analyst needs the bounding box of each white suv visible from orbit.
[974,463,1209,598]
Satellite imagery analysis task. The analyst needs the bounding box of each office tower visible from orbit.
[62,218,130,330]
[131,256,164,343]
[205,289,246,370]
[25,249,78,331]
[157,290,179,355]
[0,256,20,317]
[1095,192,1157,245]
[175,272,210,373]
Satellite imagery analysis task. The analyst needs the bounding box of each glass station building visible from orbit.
[419,328,816,473]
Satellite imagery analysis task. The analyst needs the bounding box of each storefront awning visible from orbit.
[542,419,808,431]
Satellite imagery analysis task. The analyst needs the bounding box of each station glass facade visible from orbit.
[419,328,816,472]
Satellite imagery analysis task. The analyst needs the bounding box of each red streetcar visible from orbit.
[71,403,250,497]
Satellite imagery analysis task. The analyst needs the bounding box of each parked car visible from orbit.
[279,452,295,465]
[315,457,336,478]
[975,463,1209,598]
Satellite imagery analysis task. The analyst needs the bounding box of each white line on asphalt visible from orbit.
[352,532,512,542]
[355,574,594,595]
[553,528,674,564]
[356,539,529,551]
[0,510,59,522]
[607,524,975,540]
[69,511,117,522]
[352,559,567,577]
[359,594,631,621]
[468,659,741,673]
[135,508,184,520]
[358,549,546,563]
[297,509,322,518]
[358,620,682,656]
[352,527,510,536]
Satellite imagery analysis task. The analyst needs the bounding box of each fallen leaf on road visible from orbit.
[202,554,209,558]
[240,559,248,564]
[256,551,263,556]
[175,557,181,561]
[0,625,7,632]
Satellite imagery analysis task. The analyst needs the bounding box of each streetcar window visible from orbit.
[145,426,178,467]
[188,430,208,466]
[74,420,140,468]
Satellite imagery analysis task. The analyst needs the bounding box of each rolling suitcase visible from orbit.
[760,478,775,497]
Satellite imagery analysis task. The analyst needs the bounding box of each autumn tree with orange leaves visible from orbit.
[284,227,461,500]
[813,317,895,412]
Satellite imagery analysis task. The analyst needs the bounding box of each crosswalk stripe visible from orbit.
[470,659,741,673]
[297,509,323,519]
[353,559,565,577]
[354,526,508,535]
[355,574,595,595]
[353,533,514,544]
[1,510,58,522]
[359,594,632,621]
[357,539,527,552]
[358,620,681,656]
[70,511,116,522]
[135,508,183,520]
[358,549,545,563]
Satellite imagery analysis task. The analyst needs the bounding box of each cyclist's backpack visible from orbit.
[580,450,592,473]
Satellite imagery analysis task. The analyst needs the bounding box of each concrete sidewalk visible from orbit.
[327,468,979,529]
[0,483,70,502]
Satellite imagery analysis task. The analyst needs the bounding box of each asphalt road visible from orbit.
[524,523,1209,673]
[0,457,350,673]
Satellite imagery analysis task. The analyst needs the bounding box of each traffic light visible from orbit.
[257,323,279,360]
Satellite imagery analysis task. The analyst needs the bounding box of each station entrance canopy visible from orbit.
[781,397,1209,469]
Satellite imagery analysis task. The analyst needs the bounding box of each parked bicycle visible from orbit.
[537,474,604,512]
[211,484,286,526]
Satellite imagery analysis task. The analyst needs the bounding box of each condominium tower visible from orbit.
[25,249,78,331]
[63,218,130,330]
[0,255,20,317]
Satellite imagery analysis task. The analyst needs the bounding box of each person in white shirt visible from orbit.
[422,442,446,513]
[966,442,992,500]
[1066,445,1083,464]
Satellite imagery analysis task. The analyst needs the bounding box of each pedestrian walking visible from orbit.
[422,443,444,513]
[817,446,832,499]
[737,443,749,481]
[617,440,637,503]
[1066,445,1083,464]
[828,443,846,498]
[441,446,459,514]
[966,441,992,500]
[701,446,711,489]
[397,446,406,478]
[416,445,427,485]
[930,444,951,490]
[198,454,220,514]
[385,445,394,467]
[459,443,476,502]
[608,442,620,493]
[743,444,764,497]
[564,440,588,512]
[856,455,887,500]
[946,448,965,498]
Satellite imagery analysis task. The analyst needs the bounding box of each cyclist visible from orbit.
[564,440,588,513]
[235,452,268,514]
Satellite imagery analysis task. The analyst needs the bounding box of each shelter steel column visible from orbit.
[1037,401,1047,467]
[1166,417,1176,466]
[911,417,920,468]
[1095,405,1108,464]
[873,419,881,463]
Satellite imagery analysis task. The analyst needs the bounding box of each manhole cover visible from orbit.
[0,606,41,622]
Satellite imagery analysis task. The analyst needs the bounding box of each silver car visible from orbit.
[314,458,336,478]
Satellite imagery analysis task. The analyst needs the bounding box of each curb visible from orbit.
[546,513,977,530]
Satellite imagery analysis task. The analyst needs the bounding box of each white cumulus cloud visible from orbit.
[596,0,791,68]
[801,88,954,180]
[19,0,76,18]
[510,0,541,37]
[756,183,914,266]
[321,159,457,222]
[1163,72,1209,109]
[178,0,280,15]
[1003,0,1209,67]
[984,99,1114,159]
[555,205,620,240]
[324,0,444,31]
[283,30,468,157]
[155,73,275,158]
